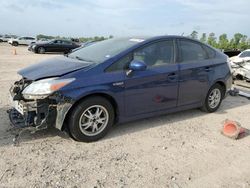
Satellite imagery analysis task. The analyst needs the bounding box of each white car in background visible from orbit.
[0,35,12,42]
[230,49,250,63]
[8,36,36,46]
[230,49,250,81]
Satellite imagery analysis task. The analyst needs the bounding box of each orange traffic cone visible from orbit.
[13,48,17,55]
[221,119,246,139]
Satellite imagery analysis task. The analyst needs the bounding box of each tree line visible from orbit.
[37,32,250,51]
[36,34,113,43]
[189,31,250,51]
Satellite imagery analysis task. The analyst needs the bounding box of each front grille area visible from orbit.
[11,78,32,101]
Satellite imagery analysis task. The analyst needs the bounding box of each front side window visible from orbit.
[106,40,174,72]
[62,40,71,44]
[55,40,63,44]
[106,54,132,72]
[133,40,174,67]
[179,40,207,62]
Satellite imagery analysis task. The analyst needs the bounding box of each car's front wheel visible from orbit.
[37,47,45,54]
[68,96,115,142]
[201,83,224,112]
[12,42,18,46]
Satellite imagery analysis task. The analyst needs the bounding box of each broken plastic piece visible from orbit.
[229,88,250,99]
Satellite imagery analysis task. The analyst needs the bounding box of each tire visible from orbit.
[68,96,115,142]
[12,42,18,46]
[37,47,45,54]
[201,83,224,113]
[64,50,70,54]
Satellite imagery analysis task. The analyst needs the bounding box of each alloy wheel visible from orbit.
[208,88,221,109]
[78,105,109,136]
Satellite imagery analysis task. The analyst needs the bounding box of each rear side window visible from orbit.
[179,40,207,62]
[203,45,216,59]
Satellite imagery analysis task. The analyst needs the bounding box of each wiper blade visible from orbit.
[75,56,94,63]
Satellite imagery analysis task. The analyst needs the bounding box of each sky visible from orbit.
[0,0,250,38]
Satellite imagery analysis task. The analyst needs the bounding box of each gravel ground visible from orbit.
[0,43,250,188]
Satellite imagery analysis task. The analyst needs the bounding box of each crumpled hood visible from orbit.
[18,56,93,80]
[230,56,250,63]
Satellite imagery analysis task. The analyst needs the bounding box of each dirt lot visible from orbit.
[0,43,250,188]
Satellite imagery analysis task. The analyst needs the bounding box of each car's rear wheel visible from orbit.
[68,96,115,142]
[201,83,224,112]
[37,47,45,54]
[12,42,18,46]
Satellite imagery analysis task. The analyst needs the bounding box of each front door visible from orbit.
[124,40,179,116]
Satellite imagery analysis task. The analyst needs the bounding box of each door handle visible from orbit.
[167,73,177,80]
[204,67,212,72]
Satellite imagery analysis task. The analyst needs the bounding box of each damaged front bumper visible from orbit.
[8,78,73,130]
[231,61,250,81]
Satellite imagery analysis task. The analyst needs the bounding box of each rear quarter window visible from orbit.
[203,45,216,59]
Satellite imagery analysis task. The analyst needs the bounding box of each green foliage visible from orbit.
[218,34,229,50]
[207,33,217,48]
[38,32,250,50]
[189,31,250,50]
[200,33,207,43]
[36,34,110,43]
[36,34,55,40]
[190,31,198,39]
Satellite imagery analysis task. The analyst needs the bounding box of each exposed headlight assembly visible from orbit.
[22,77,75,99]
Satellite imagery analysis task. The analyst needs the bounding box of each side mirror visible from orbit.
[129,60,147,71]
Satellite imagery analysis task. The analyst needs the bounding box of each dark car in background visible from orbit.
[9,36,232,142]
[28,39,80,54]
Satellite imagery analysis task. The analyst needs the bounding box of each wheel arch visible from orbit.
[62,92,119,131]
[210,80,226,98]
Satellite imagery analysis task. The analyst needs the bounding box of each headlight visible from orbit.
[22,77,75,99]
[32,45,36,48]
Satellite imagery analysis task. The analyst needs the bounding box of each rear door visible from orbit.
[177,39,214,106]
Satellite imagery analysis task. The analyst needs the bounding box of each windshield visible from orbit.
[239,51,250,58]
[68,37,146,64]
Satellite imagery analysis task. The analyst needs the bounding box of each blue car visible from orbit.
[9,36,232,142]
